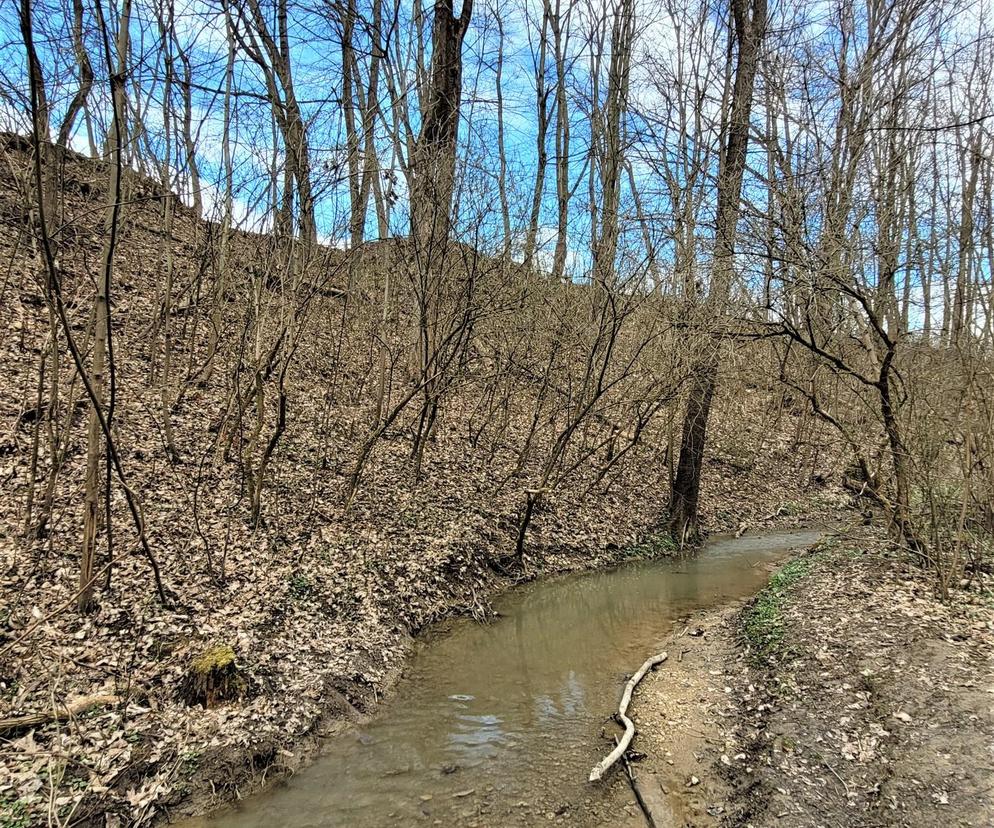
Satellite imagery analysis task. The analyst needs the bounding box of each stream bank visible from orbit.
[624,526,994,827]
[174,530,828,827]
[0,141,853,825]
[1,479,845,828]
[0,422,851,828]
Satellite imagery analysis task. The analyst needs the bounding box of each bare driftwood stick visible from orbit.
[588,651,668,782]
[0,693,120,736]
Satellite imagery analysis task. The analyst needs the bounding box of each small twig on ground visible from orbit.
[616,735,658,828]
[818,753,851,799]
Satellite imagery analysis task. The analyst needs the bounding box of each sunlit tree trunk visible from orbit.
[522,3,550,268]
[81,0,132,610]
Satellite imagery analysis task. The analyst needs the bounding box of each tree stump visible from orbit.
[179,645,245,708]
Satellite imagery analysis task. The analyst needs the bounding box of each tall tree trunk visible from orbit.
[57,0,94,149]
[669,0,766,543]
[409,0,473,254]
[522,4,550,268]
[952,135,981,347]
[549,0,570,281]
[176,44,202,217]
[495,14,511,256]
[157,0,179,460]
[341,0,363,248]
[238,0,317,244]
[81,0,131,610]
[409,0,473,354]
[356,0,385,240]
[407,0,473,471]
[592,0,634,285]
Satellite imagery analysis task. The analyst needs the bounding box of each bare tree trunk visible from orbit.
[592,0,634,285]
[204,5,236,383]
[57,0,94,149]
[81,0,132,611]
[669,0,766,542]
[237,0,317,244]
[549,0,571,281]
[409,0,473,255]
[157,0,179,460]
[626,160,662,292]
[952,134,981,346]
[522,3,550,268]
[357,0,385,240]
[176,43,203,217]
[495,13,511,256]
[341,0,363,248]
[407,0,473,468]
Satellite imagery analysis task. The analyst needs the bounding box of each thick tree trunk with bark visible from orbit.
[669,362,717,544]
[409,0,473,257]
[407,0,473,467]
[668,0,766,542]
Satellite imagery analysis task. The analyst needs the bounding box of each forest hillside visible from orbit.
[3,0,994,824]
[0,136,845,823]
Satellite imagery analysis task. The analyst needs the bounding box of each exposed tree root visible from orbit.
[0,693,120,737]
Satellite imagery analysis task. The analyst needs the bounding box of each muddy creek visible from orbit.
[190,530,821,827]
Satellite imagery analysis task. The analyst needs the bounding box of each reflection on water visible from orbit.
[190,530,822,827]
[449,709,506,759]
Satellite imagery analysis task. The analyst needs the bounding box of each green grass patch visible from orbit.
[0,792,31,828]
[743,557,812,668]
[623,531,678,559]
[181,749,202,778]
[288,572,314,599]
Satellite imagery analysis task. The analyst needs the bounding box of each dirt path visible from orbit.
[611,530,994,828]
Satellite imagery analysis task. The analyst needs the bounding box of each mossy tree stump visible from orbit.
[180,645,245,708]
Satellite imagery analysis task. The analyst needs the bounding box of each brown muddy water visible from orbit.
[189,530,821,827]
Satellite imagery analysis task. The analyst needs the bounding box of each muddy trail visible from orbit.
[180,530,823,827]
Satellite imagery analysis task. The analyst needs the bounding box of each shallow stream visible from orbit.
[194,529,821,826]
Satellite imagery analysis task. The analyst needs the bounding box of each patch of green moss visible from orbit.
[743,557,812,668]
[181,645,245,707]
[191,645,236,674]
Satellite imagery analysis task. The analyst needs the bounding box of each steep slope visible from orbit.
[0,136,847,825]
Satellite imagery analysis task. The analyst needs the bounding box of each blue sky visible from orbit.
[2,0,991,329]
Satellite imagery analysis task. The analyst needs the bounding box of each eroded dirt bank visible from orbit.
[621,527,994,827]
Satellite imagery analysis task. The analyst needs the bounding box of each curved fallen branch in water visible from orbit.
[588,651,668,782]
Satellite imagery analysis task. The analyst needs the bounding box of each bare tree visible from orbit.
[668,0,767,542]
[56,0,95,151]
[234,0,317,243]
